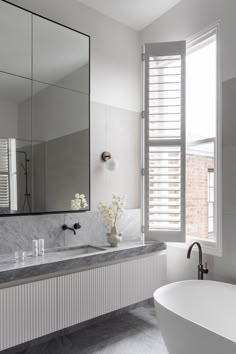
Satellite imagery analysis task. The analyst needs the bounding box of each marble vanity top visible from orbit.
[0,241,166,285]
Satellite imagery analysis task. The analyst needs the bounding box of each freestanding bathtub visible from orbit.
[154,280,236,354]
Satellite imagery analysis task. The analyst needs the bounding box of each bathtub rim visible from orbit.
[154,279,236,345]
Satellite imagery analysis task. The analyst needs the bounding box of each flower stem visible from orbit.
[113,204,120,227]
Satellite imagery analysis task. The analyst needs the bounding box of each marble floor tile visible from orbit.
[20,304,168,354]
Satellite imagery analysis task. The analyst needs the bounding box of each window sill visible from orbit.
[167,235,222,257]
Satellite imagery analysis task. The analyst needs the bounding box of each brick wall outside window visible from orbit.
[186,154,214,238]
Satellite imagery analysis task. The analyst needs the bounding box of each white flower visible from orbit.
[71,193,88,210]
[98,195,126,228]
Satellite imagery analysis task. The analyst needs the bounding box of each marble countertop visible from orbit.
[0,241,166,285]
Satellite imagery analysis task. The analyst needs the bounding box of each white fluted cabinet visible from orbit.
[0,252,166,351]
[57,264,121,329]
[0,278,58,350]
[121,253,167,307]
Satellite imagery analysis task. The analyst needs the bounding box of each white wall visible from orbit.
[90,102,140,210]
[141,0,236,283]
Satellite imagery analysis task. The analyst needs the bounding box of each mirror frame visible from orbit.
[0,0,90,216]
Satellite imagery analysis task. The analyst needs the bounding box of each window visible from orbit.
[185,24,221,255]
[143,24,221,254]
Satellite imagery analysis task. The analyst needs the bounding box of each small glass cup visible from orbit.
[14,251,26,263]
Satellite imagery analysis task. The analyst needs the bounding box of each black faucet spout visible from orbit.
[187,242,208,280]
[187,241,203,265]
[62,224,76,235]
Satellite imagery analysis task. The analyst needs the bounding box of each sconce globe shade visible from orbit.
[106,158,119,171]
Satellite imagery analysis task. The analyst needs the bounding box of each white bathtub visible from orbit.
[154,280,236,354]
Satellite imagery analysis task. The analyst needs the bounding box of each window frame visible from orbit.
[169,23,222,256]
[141,22,222,256]
[185,22,222,256]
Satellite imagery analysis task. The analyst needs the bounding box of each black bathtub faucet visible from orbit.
[187,242,208,280]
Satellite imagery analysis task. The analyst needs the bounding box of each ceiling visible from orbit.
[77,0,182,31]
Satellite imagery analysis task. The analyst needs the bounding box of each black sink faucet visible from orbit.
[62,223,81,235]
[187,242,208,280]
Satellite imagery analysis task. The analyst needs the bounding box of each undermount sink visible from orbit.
[48,245,106,258]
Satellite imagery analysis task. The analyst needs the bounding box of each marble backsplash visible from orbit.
[0,209,142,257]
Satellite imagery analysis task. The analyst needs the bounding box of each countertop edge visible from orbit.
[0,242,166,286]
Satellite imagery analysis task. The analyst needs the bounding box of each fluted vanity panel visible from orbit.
[57,264,121,329]
[121,253,167,307]
[0,278,58,351]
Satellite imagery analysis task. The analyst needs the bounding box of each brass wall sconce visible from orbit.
[101,151,119,171]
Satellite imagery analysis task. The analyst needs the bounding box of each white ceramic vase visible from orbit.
[106,225,122,247]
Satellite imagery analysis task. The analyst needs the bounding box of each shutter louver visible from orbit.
[144,42,186,242]
[0,139,10,210]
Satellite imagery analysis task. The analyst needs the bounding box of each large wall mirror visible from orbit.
[0,1,90,215]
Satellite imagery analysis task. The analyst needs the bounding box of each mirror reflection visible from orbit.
[0,3,90,215]
[0,1,31,78]
[0,72,32,214]
[32,82,89,213]
[33,15,89,93]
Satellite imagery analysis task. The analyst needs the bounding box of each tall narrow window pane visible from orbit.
[186,31,217,241]
[186,35,217,143]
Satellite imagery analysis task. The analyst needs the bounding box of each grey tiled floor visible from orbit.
[21,305,168,354]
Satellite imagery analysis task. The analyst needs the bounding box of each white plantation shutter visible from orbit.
[144,41,186,242]
[0,138,10,210]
